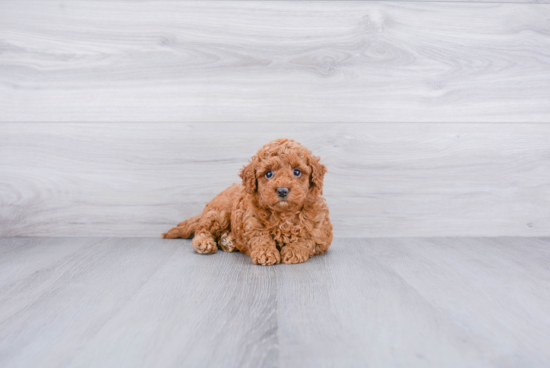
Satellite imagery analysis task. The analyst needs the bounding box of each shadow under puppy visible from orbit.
[162,138,333,265]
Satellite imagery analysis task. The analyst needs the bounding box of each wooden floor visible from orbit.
[1,237,549,367]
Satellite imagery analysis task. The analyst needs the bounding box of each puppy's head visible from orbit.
[240,138,327,212]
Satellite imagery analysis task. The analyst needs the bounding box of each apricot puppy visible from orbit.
[162,138,333,265]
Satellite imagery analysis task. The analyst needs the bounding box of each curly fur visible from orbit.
[162,138,333,265]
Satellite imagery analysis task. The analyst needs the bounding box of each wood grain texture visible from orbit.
[0,237,277,368]
[1,122,549,237]
[277,237,550,367]
[1,237,550,367]
[1,1,550,123]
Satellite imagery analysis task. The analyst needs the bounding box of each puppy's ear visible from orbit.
[240,156,258,194]
[308,155,327,194]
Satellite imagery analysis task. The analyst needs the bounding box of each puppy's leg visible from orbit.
[192,230,218,254]
[162,215,201,239]
[314,240,331,256]
[248,233,280,266]
[192,209,230,254]
[218,232,237,252]
[313,217,333,256]
[280,239,315,264]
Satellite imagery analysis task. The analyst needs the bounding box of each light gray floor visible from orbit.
[1,237,549,367]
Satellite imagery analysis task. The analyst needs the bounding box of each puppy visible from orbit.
[162,138,333,265]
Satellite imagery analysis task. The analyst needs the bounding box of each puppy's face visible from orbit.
[256,153,311,211]
[240,139,326,212]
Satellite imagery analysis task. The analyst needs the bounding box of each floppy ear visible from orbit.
[239,156,258,194]
[308,155,327,194]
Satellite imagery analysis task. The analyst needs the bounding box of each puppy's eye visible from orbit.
[265,171,274,179]
[293,169,301,177]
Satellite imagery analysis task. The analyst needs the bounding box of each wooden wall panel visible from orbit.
[1,1,550,123]
[1,123,549,237]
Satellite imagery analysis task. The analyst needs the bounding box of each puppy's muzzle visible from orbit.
[277,187,289,198]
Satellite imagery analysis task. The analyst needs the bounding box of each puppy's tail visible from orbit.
[161,214,201,239]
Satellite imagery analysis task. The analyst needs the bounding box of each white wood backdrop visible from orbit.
[1,123,549,237]
[1,0,549,237]
[1,1,550,123]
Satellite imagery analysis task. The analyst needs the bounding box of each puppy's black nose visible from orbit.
[277,187,289,198]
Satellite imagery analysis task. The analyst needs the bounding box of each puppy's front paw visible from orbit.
[218,233,237,252]
[192,232,218,254]
[281,244,310,264]
[250,247,281,266]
